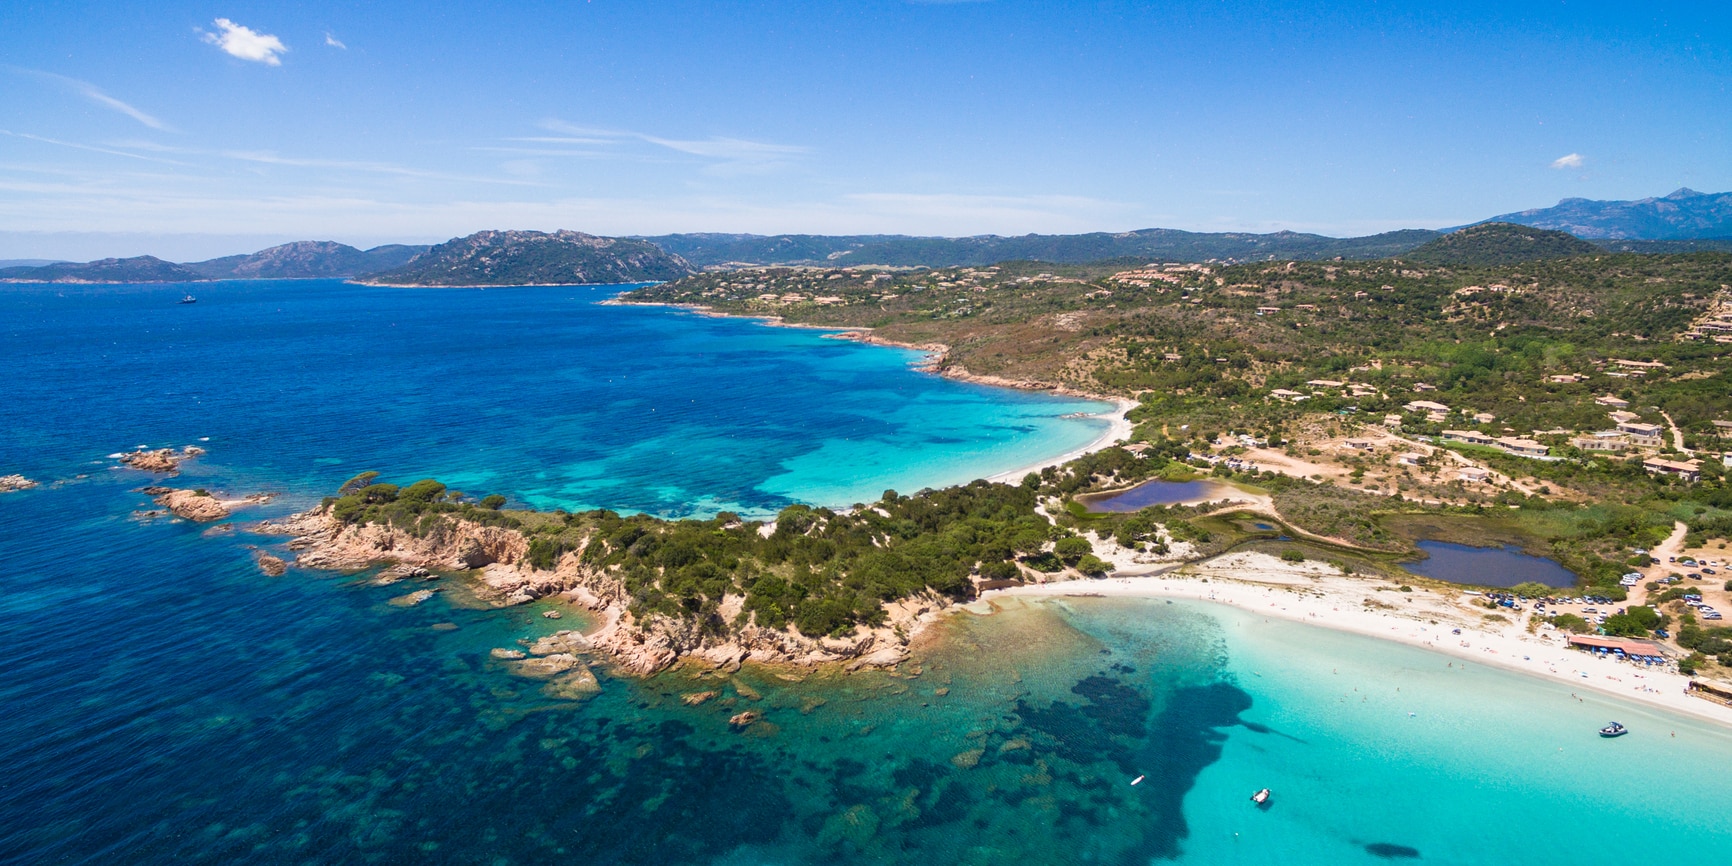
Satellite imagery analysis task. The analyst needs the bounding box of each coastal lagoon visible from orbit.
[4,281,1732,863]
[1401,540,1579,589]
[1079,479,1238,512]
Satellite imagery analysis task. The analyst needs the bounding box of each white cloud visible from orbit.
[202,18,289,66]
[324,33,346,49]
[7,68,174,131]
[1551,153,1584,169]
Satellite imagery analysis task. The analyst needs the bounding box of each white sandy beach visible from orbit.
[982,551,1732,728]
[984,398,1138,484]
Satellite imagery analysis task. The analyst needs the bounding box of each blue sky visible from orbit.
[1,1,1728,259]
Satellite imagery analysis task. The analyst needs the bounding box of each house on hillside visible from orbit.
[1596,395,1631,409]
[1269,389,1308,402]
[1397,452,1426,466]
[1642,458,1701,482]
[1472,412,1496,424]
[1442,430,1494,446]
[1572,431,1629,453]
[1493,436,1548,457]
[1616,421,1665,448]
[1714,420,1732,439]
[1458,467,1492,483]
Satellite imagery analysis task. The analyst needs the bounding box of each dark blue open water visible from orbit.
[2,281,1730,864]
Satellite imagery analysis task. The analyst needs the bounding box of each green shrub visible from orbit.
[1054,536,1093,565]
[1280,549,1305,563]
[1678,653,1706,676]
[1075,554,1111,577]
[399,479,447,503]
[480,494,507,510]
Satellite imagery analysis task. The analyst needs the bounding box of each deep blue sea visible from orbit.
[3,280,1732,864]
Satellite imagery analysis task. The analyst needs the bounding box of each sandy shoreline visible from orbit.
[984,398,1137,484]
[982,552,1732,729]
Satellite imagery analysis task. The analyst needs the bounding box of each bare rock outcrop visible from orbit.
[0,474,38,492]
[118,446,205,474]
[157,489,230,522]
[255,552,288,576]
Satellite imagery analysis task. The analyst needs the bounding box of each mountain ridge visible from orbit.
[1478,188,1732,240]
[356,230,694,287]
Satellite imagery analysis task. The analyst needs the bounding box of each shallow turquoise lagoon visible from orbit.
[2,281,1730,864]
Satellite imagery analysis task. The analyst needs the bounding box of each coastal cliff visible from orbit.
[258,504,928,675]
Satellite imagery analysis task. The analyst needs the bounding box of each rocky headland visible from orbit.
[256,504,930,676]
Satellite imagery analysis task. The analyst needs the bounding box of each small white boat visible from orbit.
[1599,722,1627,738]
[1130,775,1145,786]
[1251,788,1271,804]
[178,294,197,304]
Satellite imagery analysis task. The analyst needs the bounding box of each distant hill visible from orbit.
[1590,237,1732,255]
[184,241,429,279]
[1401,223,1601,266]
[359,230,694,286]
[1481,188,1732,240]
[641,228,1442,268]
[0,256,206,283]
[0,259,66,269]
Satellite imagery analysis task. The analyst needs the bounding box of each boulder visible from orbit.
[542,666,602,701]
[508,653,579,678]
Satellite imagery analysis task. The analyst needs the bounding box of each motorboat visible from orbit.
[178,294,197,304]
[1250,788,1271,804]
[1599,722,1627,738]
[1130,775,1145,786]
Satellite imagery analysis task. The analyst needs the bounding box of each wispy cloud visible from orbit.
[106,140,538,186]
[0,130,189,165]
[324,33,347,50]
[538,120,809,174]
[6,68,174,131]
[1551,152,1585,169]
[201,18,289,66]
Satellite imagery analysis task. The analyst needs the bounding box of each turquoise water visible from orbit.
[1402,540,1579,589]
[3,281,1731,863]
[0,280,1111,518]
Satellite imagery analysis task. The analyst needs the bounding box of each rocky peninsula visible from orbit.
[256,494,931,676]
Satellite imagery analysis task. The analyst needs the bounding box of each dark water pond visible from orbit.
[1400,540,1577,589]
[1081,480,1235,512]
